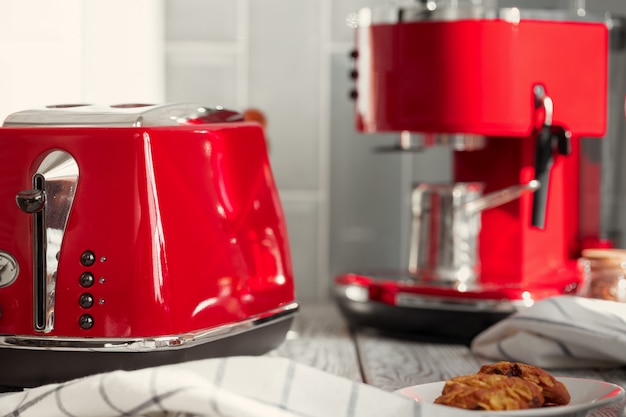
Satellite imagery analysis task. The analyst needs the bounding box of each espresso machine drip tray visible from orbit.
[333,271,579,345]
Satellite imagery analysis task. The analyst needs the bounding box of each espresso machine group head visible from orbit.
[335,0,617,343]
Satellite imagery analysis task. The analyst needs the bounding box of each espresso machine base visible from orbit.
[335,297,509,345]
[334,271,579,344]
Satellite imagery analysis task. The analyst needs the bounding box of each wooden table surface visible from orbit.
[268,302,626,403]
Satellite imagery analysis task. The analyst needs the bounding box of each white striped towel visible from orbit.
[471,296,626,368]
[0,356,477,417]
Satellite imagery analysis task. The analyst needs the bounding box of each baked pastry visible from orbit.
[434,373,545,410]
[479,361,570,405]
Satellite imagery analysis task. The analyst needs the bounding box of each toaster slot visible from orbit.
[32,174,47,331]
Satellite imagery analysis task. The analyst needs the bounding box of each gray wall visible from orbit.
[165,0,626,302]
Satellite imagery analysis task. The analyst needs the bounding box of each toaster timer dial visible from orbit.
[0,251,19,287]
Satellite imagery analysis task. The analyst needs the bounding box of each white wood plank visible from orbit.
[355,329,484,392]
[267,302,362,382]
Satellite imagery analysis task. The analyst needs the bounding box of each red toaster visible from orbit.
[0,103,298,387]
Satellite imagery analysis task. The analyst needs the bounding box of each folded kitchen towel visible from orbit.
[471,296,626,368]
[0,356,477,417]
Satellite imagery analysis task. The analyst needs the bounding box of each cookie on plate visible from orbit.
[434,373,545,411]
[479,361,570,405]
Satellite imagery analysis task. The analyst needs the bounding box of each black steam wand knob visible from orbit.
[532,124,554,229]
[531,125,572,229]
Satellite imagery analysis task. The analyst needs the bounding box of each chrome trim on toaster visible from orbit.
[0,302,299,352]
[2,103,244,127]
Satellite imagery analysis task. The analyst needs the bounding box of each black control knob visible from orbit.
[79,272,95,288]
[349,49,358,59]
[80,251,96,266]
[79,293,94,309]
[79,314,94,330]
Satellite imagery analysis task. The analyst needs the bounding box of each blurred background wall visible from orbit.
[0,1,165,115]
[1,0,625,302]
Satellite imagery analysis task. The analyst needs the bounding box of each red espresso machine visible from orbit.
[0,103,297,387]
[334,1,614,343]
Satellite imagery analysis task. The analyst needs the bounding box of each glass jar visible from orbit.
[579,249,626,303]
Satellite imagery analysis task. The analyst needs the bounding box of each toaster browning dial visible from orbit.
[0,251,19,287]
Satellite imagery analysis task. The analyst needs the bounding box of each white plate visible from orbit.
[395,377,626,416]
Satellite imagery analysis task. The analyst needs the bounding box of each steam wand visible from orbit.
[531,85,572,229]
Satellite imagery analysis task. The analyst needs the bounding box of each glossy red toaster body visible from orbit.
[0,104,297,386]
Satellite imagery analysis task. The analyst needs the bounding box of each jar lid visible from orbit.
[582,248,626,259]
[582,248,626,269]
